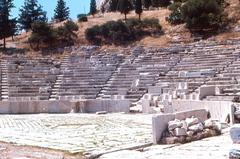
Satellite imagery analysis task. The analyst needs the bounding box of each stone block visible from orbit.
[175,109,208,122]
[168,119,182,131]
[230,124,240,143]
[185,117,200,127]
[188,123,204,133]
[174,128,187,136]
[152,114,175,144]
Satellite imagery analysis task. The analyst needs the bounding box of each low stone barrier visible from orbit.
[0,99,130,114]
[169,100,235,124]
[73,99,130,113]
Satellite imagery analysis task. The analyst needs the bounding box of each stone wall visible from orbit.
[73,99,130,113]
[170,100,235,124]
[0,99,130,114]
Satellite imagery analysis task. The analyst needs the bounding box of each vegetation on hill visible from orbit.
[167,0,228,33]
[181,0,227,32]
[77,14,88,22]
[118,0,133,20]
[0,0,16,49]
[18,0,47,31]
[135,0,143,20]
[53,0,70,22]
[85,18,162,45]
[90,0,97,16]
[29,20,79,50]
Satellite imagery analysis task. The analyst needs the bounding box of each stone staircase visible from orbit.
[1,60,9,101]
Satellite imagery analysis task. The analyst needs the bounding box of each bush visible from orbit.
[29,20,79,50]
[78,14,88,22]
[159,0,171,7]
[85,18,163,45]
[55,20,79,45]
[166,2,184,25]
[29,21,56,50]
[181,0,226,31]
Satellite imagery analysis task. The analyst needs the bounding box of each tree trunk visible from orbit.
[125,13,127,21]
[3,37,6,49]
[139,14,141,21]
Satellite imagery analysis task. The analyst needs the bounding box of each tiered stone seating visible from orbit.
[52,51,124,100]
[4,56,60,101]
[0,40,239,104]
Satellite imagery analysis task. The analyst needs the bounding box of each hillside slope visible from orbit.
[6,0,240,50]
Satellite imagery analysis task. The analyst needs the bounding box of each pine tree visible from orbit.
[89,0,97,16]
[117,0,133,20]
[135,0,143,20]
[19,0,47,31]
[143,0,152,9]
[0,0,15,49]
[109,0,119,11]
[54,0,70,22]
[151,0,160,8]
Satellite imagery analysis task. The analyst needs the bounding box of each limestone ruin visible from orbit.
[1,39,240,158]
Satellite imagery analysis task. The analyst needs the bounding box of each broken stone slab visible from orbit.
[174,128,187,136]
[186,131,194,137]
[188,123,204,133]
[168,119,182,131]
[204,119,222,132]
[185,117,200,127]
[230,124,240,144]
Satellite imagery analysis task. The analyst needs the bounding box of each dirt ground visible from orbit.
[0,142,84,159]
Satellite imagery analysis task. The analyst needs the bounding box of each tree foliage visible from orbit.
[85,18,162,45]
[0,0,16,49]
[77,14,88,22]
[143,0,152,9]
[117,0,133,20]
[135,0,143,20]
[54,0,70,22]
[19,0,47,31]
[109,0,119,11]
[181,0,226,31]
[29,20,79,50]
[89,0,97,16]
[166,2,184,25]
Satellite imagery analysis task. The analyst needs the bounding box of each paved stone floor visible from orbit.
[100,131,233,159]
[0,114,235,159]
[0,114,153,156]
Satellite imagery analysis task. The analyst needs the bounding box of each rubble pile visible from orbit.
[161,117,222,144]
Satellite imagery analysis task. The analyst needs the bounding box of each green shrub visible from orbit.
[29,21,56,50]
[85,18,163,45]
[29,20,79,50]
[78,14,88,22]
[181,0,226,31]
[55,20,79,45]
[166,2,184,25]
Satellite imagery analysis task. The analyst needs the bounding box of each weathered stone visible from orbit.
[204,119,222,132]
[174,128,187,136]
[229,149,240,159]
[168,119,182,131]
[186,131,194,137]
[188,123,204,133]
[161,136,179,144]
[230,124,240,143]
[186,117,200,127]
[181,120,188,131]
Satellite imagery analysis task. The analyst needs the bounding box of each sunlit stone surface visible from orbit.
[0,114,152,155]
